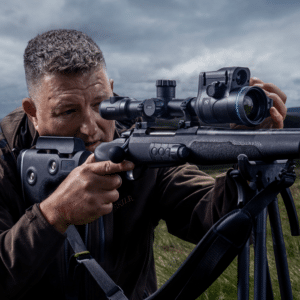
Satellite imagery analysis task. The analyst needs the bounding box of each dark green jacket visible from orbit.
[0,106,238,300]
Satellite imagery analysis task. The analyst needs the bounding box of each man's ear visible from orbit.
[109,79,114,92]
[22,97,38,130]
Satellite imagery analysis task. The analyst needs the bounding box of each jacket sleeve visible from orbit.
[0,157,66,299]
[155,163,239,244]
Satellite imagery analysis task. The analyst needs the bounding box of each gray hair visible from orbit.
[24,29,106,100]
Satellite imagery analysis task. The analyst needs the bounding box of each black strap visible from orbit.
[65,225,128,300]
[242,176,294,218]
[175,234,234,300]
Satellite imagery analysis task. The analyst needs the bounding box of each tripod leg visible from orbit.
[237,238,250,300]
[266,260,274,300]
[251,220,274,300]
[254,207,268,300]
[268,198,294,299]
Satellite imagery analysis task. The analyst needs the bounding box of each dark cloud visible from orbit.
[0,0,300,119]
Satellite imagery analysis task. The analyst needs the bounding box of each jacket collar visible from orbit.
[0,106,37,151]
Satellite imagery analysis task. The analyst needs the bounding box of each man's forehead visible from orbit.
[41,69,111,100]
[44,68,108,86]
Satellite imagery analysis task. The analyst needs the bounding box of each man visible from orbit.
[0,29,287,300]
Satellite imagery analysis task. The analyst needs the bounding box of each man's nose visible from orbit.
[79,109,98,136]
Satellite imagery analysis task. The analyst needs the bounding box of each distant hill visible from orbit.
[284,111,300,128]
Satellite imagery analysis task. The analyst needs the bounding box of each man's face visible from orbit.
[22,66,115,152]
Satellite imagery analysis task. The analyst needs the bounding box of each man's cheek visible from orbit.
[108,121,116,141]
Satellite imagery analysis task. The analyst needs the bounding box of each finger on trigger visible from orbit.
[106,160,135,174]
[121,160,135,171]
[91,160,121,176]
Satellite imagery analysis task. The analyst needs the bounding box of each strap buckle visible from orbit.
[74,250,92,263]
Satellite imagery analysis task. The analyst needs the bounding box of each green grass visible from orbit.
[153,166,300,299]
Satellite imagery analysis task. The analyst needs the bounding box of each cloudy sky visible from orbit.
[0,0,300,119]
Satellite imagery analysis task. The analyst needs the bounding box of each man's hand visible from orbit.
[230,77,287,130]
[39,153,135,234]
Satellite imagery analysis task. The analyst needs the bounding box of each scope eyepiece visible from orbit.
[99,96,143,120]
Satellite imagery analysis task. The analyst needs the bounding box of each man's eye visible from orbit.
[60,104,100,116]
[62,109,76,115]
[93,103,101,110]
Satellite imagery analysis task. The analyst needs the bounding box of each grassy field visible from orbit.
[153,165,300,299]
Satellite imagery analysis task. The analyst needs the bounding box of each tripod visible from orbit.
[230,155,300,300]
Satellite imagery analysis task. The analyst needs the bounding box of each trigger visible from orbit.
[126,170,135,181]
[125,166,145,181]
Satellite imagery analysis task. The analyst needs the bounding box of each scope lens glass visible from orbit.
[243,96,254,117]
[243,90,261,121]
[236,70,247,86]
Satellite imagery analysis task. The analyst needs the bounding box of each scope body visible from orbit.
[99,67,273,127]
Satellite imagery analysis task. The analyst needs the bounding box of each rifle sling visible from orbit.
[65,224,128,300]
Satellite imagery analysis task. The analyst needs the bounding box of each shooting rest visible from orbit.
[230,155,299,300]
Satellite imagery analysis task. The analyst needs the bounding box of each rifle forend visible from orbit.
[94,128,300,167]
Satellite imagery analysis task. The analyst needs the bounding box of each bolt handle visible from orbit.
[108,146,127,164]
